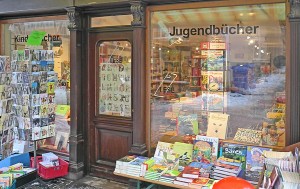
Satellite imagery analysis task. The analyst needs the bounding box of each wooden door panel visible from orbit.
[96,128,132,162]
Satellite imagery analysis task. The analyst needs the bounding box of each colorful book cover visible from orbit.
[116,155,137,165]
[193,140,213,164]
[176,114,199,136]
[234,128,262,145]
[190,177,210,186]
[220,143,247,170]
[200,50,224,71]
[173,142,193,166]
[201,91,225,111]
[245,146,271,182]
[154,141,174,160]
[195,135,219,163]
[201,71,223,91]
[182,166,200,178]
[206,112,229,139]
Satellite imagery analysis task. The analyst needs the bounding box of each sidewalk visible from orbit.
[17,175,128,189]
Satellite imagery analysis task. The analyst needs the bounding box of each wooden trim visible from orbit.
[0,15,67,24]
[148,0,285,12]
[285,1,291,146]
[145,6,151,157]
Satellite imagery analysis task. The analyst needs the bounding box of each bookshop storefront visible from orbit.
[0,0,300,183]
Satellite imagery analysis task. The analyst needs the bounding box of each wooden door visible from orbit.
[87,31,133,179]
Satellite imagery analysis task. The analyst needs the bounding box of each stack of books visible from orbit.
[144,164,168,181]
[127,156,149,177]
[174,166,200,186]
[158,169,181,183]
[211,157,242,180]
[189,161,213,178]
[188,177,210,188]
[114,155,136,174]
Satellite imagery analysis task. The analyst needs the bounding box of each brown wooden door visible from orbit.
[87,31,133,179]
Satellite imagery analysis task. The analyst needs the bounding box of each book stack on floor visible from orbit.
[114,155,137,174]
[211,157,242,180]
[174,166,199,186]
[127,156,149,177]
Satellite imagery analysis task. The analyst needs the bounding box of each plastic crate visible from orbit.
[38,158,68,180]
[30,156,43,169]
[8,180,16,189]
[0,153,30,168]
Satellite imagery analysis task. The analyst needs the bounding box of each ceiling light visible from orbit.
[247,36,250,39]
[261,50,264,53]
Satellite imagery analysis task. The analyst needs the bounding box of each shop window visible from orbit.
[98,41,132,117]
[0,20,71,155]
[149,3,286,154]
[91,15,133,28]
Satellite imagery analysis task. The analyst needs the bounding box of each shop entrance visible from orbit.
[87,30,134,179]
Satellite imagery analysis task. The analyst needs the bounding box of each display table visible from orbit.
[113,172,195,189]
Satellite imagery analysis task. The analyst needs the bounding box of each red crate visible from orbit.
[30,156,43,169]
[38,158,69,180]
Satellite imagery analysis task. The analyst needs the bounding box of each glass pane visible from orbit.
[91,15,133,28]
[150,3,286,154]
[0,20,71,155]
[98,41,132,117]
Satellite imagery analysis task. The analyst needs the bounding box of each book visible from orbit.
[219,143,247,170]
[206,112,229,139]
[233,128,262,145]
[173,142,193,166]
[173,180,190,186]
[201,91,225,111]
[153,141,173,160]
[200,50,224,71]
[192,140,213,164]
[201,71,223,91]
[245,146,271,183]
[182,166,200,178]
[214,161,242,174]
[189,177,210,187]
[195,135,219,163]
[176,114,199,136]
[175,172,194,183]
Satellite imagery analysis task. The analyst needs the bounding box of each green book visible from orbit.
[173,142,193,166]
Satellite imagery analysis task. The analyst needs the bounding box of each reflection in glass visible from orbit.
[150,3,286,154]
[98,41,132,117]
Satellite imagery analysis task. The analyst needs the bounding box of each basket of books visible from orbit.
[38,158,69,180]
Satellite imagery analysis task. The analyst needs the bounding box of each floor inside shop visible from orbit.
[17,175,178,189]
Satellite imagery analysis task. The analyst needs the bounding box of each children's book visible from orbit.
[195,135,219,163]
[176,114,199,136]
[154,141,174,160]
[201,71,223,91]
[200,50,224,71]
[182,166,200,178]
[219,143,247,170]
[206,112,229,139]
[193,140,213,164]
[245,146,271,183]
[173,142,193,166]
[234,128,262,145]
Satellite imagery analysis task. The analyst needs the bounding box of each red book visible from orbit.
[182,166,200,179]
[190,177,210,186]
[176,172,194,183]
